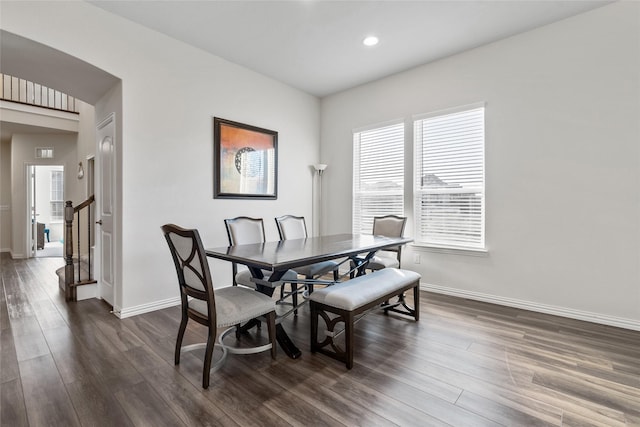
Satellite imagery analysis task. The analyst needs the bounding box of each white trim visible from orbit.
[421,282,640,332]
[103,283,640,331]
[96,112,115,131]
[25,163,34,258]
[412,244,489,257]
[352,117,404,134]
[115,296,181,319]
[412,101,486,121]
[0,100,80,121]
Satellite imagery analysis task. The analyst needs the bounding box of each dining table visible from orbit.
[206,233,413,359]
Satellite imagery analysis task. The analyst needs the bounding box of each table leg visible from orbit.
[255,281,302,359]
[239,318,261,334]
[276,324,302,359]
[348,255,370,278]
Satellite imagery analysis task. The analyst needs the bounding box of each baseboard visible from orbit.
[107,283,640,331]
[9,251,26,259]
[422,283,640,332]
[76,283,98,301]
[115,296,181,319]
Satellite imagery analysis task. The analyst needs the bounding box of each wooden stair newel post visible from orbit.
[64,200,75,301]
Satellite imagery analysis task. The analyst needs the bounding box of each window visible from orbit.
[35,147,54,159]
[414,104,485,249]
[353,122,404,234]
[50,170,64,221]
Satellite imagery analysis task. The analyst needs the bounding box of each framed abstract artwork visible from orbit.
[213,117,278,199]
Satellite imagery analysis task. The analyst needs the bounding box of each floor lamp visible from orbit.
[313,164,327,236]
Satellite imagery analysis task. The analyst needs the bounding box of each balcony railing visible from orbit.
[0,73,79,113]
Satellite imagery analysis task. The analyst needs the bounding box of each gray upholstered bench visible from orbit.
[309,268,421,369]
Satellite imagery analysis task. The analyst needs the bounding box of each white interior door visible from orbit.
[96,114,116,305]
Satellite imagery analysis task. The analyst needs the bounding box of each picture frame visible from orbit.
[213,117,278,199]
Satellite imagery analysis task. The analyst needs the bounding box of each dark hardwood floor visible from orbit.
[2,253,639,426]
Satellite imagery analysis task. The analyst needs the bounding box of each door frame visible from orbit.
[25,164,36,258]
[25,164,65,258]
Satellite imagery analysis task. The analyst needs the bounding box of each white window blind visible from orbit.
[414,105,485,249]
[50,170,64,221]
[353,122,404,234]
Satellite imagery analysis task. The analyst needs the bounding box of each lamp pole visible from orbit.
[313,164,327,236]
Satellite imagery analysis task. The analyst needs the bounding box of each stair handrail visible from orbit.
[64,195,95,301]
[73,195,95,212]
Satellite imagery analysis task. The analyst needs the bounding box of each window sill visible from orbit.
[411,243,489,257]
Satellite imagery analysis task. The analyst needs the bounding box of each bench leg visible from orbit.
[310,302,319,353]
[413,284,420,321]
[345,312,355,369]
[292,283,298,316]
[310,302,352,367]
[266,311,277,359]
[381,282,420,320]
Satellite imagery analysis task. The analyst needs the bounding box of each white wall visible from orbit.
[1,2,321,313]
[0,139,11,252]
[321,2,640,327]
[76,100,96,200]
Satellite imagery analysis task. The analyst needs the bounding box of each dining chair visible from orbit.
[275,215,340,314]
[224,216,298,290]
[161,223,276,389]
[351,215,407,277]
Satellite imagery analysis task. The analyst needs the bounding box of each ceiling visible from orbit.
[0,0,612,143]
[88,0,611,97]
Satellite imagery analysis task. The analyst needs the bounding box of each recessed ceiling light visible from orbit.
[363,36,379,47]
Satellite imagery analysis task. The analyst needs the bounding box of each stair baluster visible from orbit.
[62,195,96,301]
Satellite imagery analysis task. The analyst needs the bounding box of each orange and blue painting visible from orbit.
[214,118,277,199]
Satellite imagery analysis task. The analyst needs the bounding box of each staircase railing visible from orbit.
[64,195,96,301]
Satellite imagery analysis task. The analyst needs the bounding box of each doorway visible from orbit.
[28,165,64,258]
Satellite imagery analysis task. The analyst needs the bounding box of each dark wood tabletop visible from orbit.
[205,233,413,273]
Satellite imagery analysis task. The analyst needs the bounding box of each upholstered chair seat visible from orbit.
[366,253,401,270]
[274,215,341,280]
[224,216,297,290]
[292,260,340,278]
[275,215,341,315]
[188,286,275,327]
[350,215,407,276]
